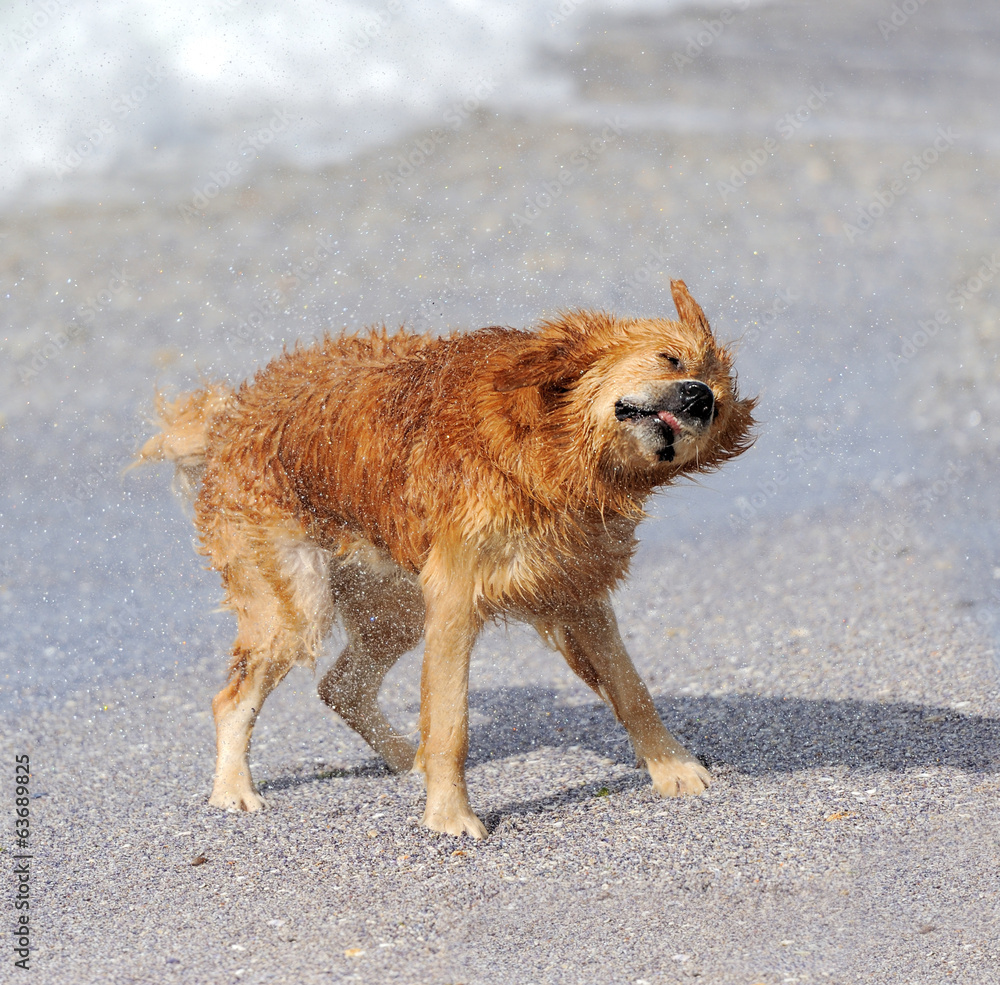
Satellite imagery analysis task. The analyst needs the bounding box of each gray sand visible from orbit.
[2,1,999,983]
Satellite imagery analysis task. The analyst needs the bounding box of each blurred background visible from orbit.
[1,0,998,703]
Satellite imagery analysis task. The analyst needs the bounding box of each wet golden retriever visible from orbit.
[136,280,755,837]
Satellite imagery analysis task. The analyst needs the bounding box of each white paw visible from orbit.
[422,798,487,839]
[648,756,712,797]
[209,783,268,812]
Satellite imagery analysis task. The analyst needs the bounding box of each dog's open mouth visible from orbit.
[614,401,682,433]
[614,401,681,462]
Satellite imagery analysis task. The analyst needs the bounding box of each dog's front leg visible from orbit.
[544,597,712,797]
[413,556,486,839]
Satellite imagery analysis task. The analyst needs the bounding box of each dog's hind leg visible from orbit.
[318,561,424,773]
[208,531,332,812]
[537,596,712,797]
[211,636,295,812]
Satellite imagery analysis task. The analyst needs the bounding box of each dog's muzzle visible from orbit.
[614,380,716,463]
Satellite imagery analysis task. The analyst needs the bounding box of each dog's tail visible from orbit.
[130,384,234,496]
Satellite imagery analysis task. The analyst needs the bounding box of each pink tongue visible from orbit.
[657,410,681,434]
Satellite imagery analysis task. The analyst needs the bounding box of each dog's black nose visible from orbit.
[678,381,715,422]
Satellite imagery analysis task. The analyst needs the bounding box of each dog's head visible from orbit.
[493,281,756,487]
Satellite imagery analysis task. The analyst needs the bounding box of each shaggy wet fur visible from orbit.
[136,280,756,837]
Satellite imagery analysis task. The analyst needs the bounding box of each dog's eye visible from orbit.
[659,354,682,370]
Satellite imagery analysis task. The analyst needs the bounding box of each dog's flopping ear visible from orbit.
[493,343,588,392]
[492,321,595,393]
[670,280,714,340]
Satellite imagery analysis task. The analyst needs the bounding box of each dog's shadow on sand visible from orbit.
[467,685,1000,776]
[266,686,999,821]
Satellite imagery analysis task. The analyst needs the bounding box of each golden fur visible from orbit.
[136,280,755,838]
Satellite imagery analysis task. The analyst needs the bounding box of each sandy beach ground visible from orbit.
[2,1,999,982]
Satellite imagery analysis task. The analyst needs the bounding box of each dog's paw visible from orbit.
[648,756,712,797]
[422,801,488,839]
[209,785,268,812]
[381,737,418,774]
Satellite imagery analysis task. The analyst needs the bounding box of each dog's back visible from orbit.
[176,326,544,571]
[137,329,439,533]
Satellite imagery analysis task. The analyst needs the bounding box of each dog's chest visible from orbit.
[475,512,639,613]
